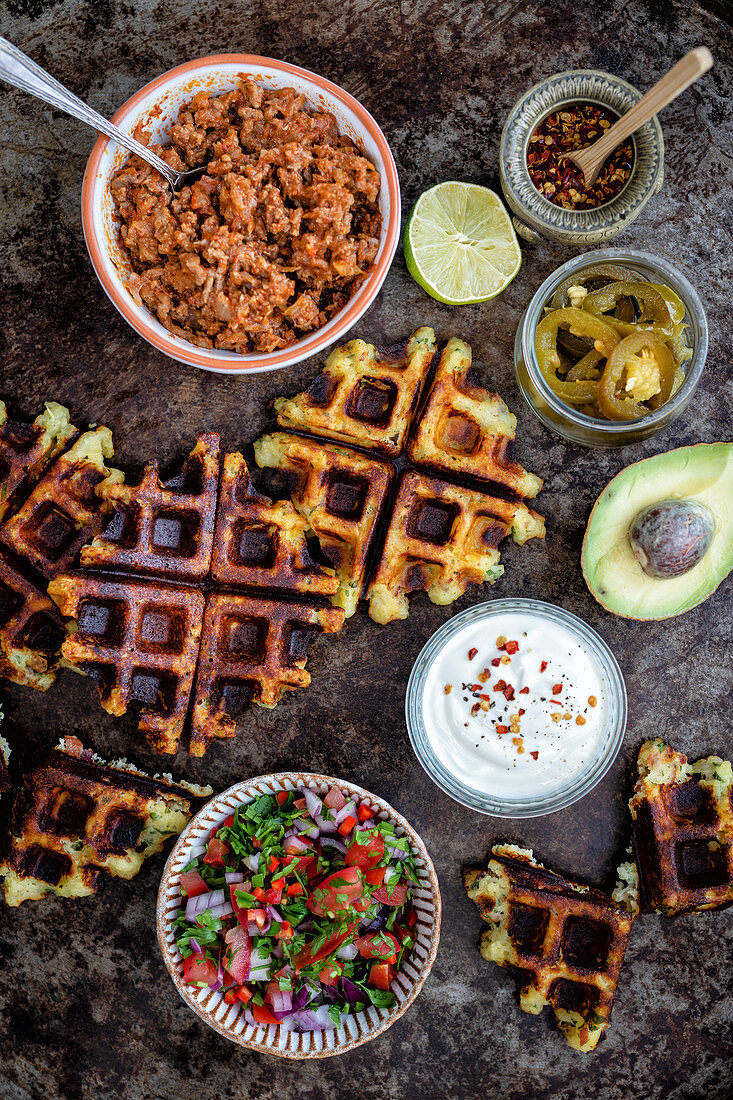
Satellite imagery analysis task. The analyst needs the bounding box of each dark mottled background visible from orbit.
[0,1,731,1098]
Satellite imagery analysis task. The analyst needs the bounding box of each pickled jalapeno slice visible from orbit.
[598,331,675,420]
[535,307,619,404]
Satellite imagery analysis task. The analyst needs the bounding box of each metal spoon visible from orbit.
[562,47,713,189]
[0,35,205,193]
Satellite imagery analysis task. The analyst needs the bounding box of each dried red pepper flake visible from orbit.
[504,640,519,655]
[530,750,539,761]
[540,661,548,672]
[519,686,530,694]
[491,658,502,667]
[468,647,478,661]
[518,708,525,716]
[548,699,562,706]
[503,686,515,702]
[527,102,634,210]
[493,679,508,692]
[478,693,492,701]
[471,702,481,715]
[496,724,509,736]
[552,683,563,695]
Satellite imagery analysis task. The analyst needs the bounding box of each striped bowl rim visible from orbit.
[156,772,441,1058]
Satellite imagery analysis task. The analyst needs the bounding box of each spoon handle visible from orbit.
[583,48,713,168]
[0,36,176,185]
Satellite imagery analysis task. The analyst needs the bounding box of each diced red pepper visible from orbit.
[369,962,394,991]
[252,886,265,901]
[203,838,229,868]
[252,1003,279,1026]
[275,791,289,805]
[338,815,358,836]
[268,855,280,873]
[286,882,304,897]
[318,965,340,986]
[357,803,373,823]
[263,887,283,905]
[236,984,252,1003]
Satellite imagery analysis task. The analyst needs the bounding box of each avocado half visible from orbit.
[582,443,733,619]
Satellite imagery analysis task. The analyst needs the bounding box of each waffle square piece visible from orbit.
[273,327,437,456]
[407,337,544,499]
[48,573,205,754]
[368,471,545,624]
[0,737,211,906]
[190,592,344,756]
[0,549,67,691]
[465,845,633,1052]
[0,400,76,522]
[259,327,545,623]
[627,739,733,917]
[254,432,393,617]
[211,452,338,597]
[0,428,122,579]
[81,433,219,581]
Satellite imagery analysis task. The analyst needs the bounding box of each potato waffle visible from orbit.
[465,844,633,1052]
[190,592,344,756]
[273,327,437,457]
[0,738,210,906]
[80,433,220,580]
[258,327,544,622]
[627,738,733,916]
[0,428,122,579]
[0,550,66,691]
[49,436,345,756]
[0,399,76,522]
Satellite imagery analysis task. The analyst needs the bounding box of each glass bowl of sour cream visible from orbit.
[405,599,627,818]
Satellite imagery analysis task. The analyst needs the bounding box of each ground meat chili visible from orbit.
[526,103,634,210]
[109,81,383,354]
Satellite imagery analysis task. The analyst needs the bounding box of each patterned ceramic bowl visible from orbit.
[82,54,400,374]
[500,69,664,245]
[156,772,441,1058]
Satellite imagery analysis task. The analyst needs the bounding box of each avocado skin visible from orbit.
[581,443,733,620]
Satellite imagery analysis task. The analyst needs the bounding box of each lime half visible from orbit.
[404,182,521,305]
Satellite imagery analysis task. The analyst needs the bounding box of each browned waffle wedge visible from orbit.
[48,573,205,754]
[367,470,545,624]
[0,399,76,522]
[211,451,338,597]
[273,327,437,456]
[81,433,220,580]
[0,734,11,794]
[0,428,122,580]
[189,592,345,757]
[464,844,634,1053]
[407,337,543,499]
[0,737,211,905]
[0,548,67,690]
[254,432,393,617]
[625,738,733,917]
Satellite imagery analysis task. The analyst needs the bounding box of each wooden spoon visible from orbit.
[563,48,713,189]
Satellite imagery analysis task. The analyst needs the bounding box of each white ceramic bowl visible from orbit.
[82,54,401,374]
[156,772,441,1058]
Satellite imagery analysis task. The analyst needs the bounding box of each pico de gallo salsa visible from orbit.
[172,784,420,1031]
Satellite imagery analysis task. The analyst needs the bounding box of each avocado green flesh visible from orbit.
[582,443,733,619]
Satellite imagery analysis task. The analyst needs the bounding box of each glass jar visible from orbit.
[500,69,664,245]
[514,248,708,447]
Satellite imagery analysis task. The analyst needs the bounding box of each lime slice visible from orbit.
[404,182,521,305]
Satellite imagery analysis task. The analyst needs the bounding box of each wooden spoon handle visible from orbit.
[584,47,713,167]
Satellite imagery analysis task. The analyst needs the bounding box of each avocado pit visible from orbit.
[629,499,716,578]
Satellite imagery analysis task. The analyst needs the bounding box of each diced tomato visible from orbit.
[252,1003,279,1026]
[251,836,261,848]
[183,954,219,987]
[307,865,364,917]
[355,930,400,960]
[265,979,281,1004]
[393,924,414,948]
[224,926,251,984]
[268,855,280,873]
[406,905,417,928]
[352,893,373,913]
[293,798,307,811]
[215,813,235,836]
[281,854,316,879]
[338,815,358,836]
[247,907,268,930]
[252,886,265,901]
[369,962,394,991]
[323,785,346,811]
[275,921,294,941]
[292,922,359,970]
[223,989,239,1004]
[179,870,208,898]
[372,880,409,907]
[357,802,373,823]
[286,882,304,897]
[203,838,229,867]
[364,866,386,886]
[345,828,385,869]
[318,965,340,985]
[271,877,286,892]
[236,984,252,1003]
[263,887,283,905]
[276,791,289,805]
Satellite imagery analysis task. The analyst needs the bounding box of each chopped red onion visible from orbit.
[206,902,234,920]
[303,788,322,820]
[270,990,293,1018]
[265,905,283,924]
[225,872,244,884]
[336,942,359,961]
[283,834,309,853]
[334,801,356,827]
[314,812,337,833]
[320,836,347,854]
[188,937,203,954]
[185,889,225,921]
[242,853,259,873]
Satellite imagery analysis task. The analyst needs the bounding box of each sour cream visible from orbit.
[421,609,610,801]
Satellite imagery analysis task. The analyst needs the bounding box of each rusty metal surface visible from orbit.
[0,2,731,1098]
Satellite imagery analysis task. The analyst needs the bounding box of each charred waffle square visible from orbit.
[190,592,344,756]
[273,327,437,456]
[81,433,220,581]
[0,428,122,580]
[0,548,67,691]
[0,399,76,522]
[259,328,545,622]
[465,845,633,1052]
[0,737,210,906]
[627,738,733,916]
